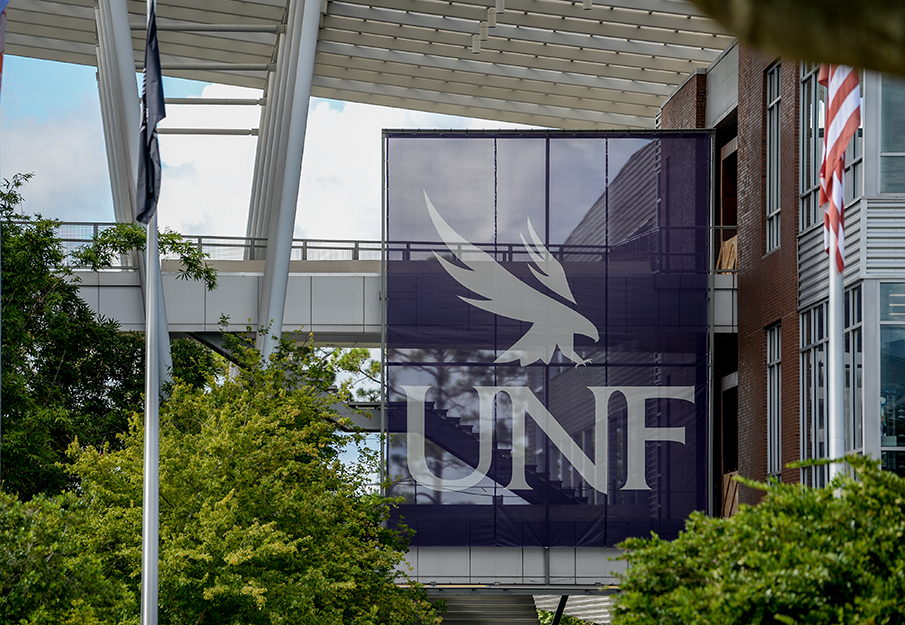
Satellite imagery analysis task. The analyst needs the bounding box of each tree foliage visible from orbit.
[537,610,594,624]
[612,456,905,625]
[1,173,145,497]
[69,334,438,625]
[0,174,431,623]
[0,174,219,498]
[687,0,905,76]
[0,492,136,624]
[71,221,217,290]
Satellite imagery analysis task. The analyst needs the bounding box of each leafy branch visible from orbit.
[71,222,217,290]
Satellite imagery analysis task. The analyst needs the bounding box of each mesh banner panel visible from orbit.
[385,131,711,548]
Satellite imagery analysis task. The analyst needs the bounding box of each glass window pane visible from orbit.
[882,450,905,477]
[881,326,905,447]
[854,328,863,450]
[881,157,905,193]
[881,283,905,321]
[882,75,905,153]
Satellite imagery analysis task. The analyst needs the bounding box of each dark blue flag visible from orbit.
[136,1,166,224]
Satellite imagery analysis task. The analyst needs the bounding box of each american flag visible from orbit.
[819,65,861,272]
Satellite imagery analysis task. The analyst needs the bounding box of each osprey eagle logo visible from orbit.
[425,191,599,366]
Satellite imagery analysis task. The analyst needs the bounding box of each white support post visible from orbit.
[257,0,320,358]
[247,0,298,248]
[95,0,172,382]
[258,2,299,242]
[96,0,139,222]
[828,231,846,482]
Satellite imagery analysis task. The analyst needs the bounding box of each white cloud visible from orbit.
[1,66,531,241]
[296,100,531,241]
[155,84,531,240]
[156,83,261,237]
[0,101,113,222]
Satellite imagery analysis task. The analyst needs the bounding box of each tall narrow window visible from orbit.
[766,64,782,252]
[767,323,782,476]
[881,75,905,193]
[801,304,828,487]
[845,286,863,455]
[880,284,905,476]
[800,64,825,230]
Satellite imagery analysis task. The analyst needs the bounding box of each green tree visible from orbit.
[0,173,217,498]
[537,610,595,624]
[70,334,440,625]
[612,456,905,625]
[0,491,136,624]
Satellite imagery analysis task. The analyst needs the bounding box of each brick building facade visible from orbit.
[661,44,806,506]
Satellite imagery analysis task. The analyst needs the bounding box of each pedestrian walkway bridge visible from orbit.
[67,226,739,344]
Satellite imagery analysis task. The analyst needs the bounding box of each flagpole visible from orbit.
[818,64,860,483]
[139,0,162,620]
[140,212,160,625]
[0,1,7,492]
[828,227,845,482]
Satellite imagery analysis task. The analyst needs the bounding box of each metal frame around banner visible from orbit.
[378,128,717,534]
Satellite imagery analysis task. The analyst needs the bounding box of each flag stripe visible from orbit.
[818,64,860,273]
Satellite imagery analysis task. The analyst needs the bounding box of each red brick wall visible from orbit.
[660,70,707,129]
[736,46,801,503]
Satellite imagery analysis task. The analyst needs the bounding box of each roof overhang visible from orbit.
[7,0,733,128]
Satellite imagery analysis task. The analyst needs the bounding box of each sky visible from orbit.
[0,54,530,242]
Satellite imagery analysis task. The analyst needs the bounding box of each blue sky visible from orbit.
[0,55,526,240]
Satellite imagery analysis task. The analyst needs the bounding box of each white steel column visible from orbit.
[95,0,139,223]
[95,0,172,382]
[247,0,301,250]
[247,23,289,247]
[257,0,320,357]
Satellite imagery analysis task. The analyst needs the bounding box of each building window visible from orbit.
[766,64,781,252]
[881,75,905,193]
[880,284,905,476]
[767,323,782,476]
[801,286,864,485]
[800,64,863,230]
[801,302,827,487]
[845,286,863,455]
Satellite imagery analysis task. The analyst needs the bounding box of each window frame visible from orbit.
[767,323,783,476]
[766,63,782,252]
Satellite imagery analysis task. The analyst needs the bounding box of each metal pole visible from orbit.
[827,231,845,481]
[258,0,320,358]
[551,596,569,625]
[380,132,387,494]
[140,0,160,620]
[140,213,160,625]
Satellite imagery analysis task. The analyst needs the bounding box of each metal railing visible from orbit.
[54,222,383,270]
[53,221,734,274]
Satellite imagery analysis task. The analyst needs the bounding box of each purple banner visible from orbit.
[384,131,711,547]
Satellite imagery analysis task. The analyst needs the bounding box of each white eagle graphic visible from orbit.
[424,191,599,366]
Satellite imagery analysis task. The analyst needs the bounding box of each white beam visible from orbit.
[321,16,710,73]
[316,40,676,98]
[326,3,722,62]
[312,75,656,127]
[313,51,665,110]
[312,62,660,119]
[319,28,691,84]
[258,0,322,357]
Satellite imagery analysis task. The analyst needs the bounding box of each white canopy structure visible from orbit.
[6,0,732,354]
[9,0,731,128]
